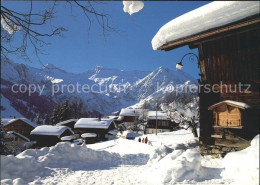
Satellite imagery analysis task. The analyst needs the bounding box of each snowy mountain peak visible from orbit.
[1,61,197,117]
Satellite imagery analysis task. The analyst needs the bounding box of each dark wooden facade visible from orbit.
[75,123,116,141]
[30,129,73,147]
[158,15,260,156]
[121,116,137,123]
[3,119,35,138]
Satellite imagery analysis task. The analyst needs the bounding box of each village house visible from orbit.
[74,118,117,142]
[1,118,37,137]
[119,108,148,122]
[4,131,30,152]
[152,1,260,155]
[145,111,176,134]
[30,125,74,147]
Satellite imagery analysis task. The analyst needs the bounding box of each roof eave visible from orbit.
[158,14,260,51]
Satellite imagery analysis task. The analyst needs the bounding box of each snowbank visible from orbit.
[152,1,260,50]
[145,148,202,184]
[123,1,144,15]
[221,134,259,185]
[1,142,121,183]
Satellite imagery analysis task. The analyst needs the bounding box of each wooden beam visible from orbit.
[198,44,207,82]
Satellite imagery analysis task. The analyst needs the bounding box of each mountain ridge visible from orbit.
[1,60,197,119]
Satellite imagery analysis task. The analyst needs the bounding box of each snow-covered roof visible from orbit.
[152,1,260,50]
[119,108,148,117]
[1,118,37,128]
[6,131,30,142]
[30,125,74,137]
[56,119,78,126]
[147,111,169,120]
[81,133,97,138]
[74,118,114,129]
[208,100,250,110]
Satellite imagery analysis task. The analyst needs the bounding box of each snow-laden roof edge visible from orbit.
[56,119,78,126]
[152,1,260,50]
[1,118,38,128]
[74,118,114,129]
[147,111,169,120]
[6,131,30,141]
[119,108,149,117]
[208,100,250,110]
[30,125,74,137]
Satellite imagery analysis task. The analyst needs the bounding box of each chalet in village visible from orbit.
[152,1,260,155]
[1,118,37,137]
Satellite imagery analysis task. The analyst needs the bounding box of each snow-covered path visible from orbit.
[1,130,235,185]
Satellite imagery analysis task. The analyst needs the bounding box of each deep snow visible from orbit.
[3,129,257,185]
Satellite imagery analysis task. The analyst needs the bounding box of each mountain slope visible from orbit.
[1,59,197,118]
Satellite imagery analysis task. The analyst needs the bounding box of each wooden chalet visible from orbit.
[145,111,176,134]
[5,131,30,150]
[1,118,37,137]
[153,1,260,155]
[74,118,117,141]
[30,125,74,147]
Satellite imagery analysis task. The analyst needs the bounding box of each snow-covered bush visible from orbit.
[221,134,259,185]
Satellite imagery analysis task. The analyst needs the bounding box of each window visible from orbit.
[161,121,166,127]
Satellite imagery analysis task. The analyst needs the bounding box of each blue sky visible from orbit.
[3,1,210,78]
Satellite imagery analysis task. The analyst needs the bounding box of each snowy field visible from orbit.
[1,129,259,185]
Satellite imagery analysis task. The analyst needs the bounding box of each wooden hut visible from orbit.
[152,1,260,155]
[74,118,116,141]
[1,118,37,137]
[30,125,74,147]
[145,111,176,134]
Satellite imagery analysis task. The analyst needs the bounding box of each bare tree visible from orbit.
[1,0,116,63]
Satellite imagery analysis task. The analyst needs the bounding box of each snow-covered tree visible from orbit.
[44,114,50,125]
[162,94,199,137]
[36,112,42,125]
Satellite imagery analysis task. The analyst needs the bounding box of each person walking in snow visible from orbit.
[138,137,141,142]
[142,138,145,143]
[145,137,148,144]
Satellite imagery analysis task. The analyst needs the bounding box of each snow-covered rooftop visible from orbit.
[119,108,148,117]
[147,111,169,120]
[1,118,37,128]
[56,119,78,126]
[6,131,30,142]
[74,118,114,129]
[30,125,74,137]
[208,100,250,110]
[152,1,260,50]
